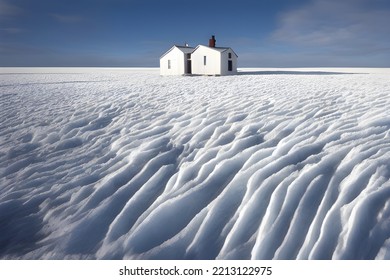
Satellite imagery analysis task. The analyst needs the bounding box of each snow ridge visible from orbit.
[1,67,390,259]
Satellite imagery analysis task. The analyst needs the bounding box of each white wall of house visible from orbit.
[160,47,186,76]
[220,48,238,75]
[191,45,222,75]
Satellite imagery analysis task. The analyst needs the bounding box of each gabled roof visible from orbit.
[160,44,238,59]
[160,45,195,59]
[192,45,238,57]
[175,45,195,54]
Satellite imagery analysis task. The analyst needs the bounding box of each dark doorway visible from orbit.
[228,60,233,71]
[186,60,192,74]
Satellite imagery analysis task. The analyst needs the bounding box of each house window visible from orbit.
[187,53,191,59]
[203,56,207,65]
[228,53,232,59]
[168,60,171,69]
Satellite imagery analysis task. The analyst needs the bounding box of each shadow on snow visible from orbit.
[237,70,363,76]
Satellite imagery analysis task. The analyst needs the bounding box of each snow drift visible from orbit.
[1,67,390,260]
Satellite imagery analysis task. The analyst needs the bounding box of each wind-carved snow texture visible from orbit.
[1,67,390,260]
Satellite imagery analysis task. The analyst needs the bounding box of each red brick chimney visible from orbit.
[209,35,216,47]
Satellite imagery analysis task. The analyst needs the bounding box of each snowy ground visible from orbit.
[1,67,390,260]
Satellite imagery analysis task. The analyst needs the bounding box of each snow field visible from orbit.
[1,67,390,259]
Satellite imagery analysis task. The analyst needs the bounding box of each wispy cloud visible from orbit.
[50,13,84,23]
[0,27,23,34]
[0,0,22,18]
[0,0,23,39]
[271,0,390,56]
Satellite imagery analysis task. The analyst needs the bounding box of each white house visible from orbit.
[160,36,238,76]
[191,45,238,76]
[160,45,194,76]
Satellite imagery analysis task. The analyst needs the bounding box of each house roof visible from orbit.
[160,45,195,59]
[175,45,195,53]
[160,44,238,59]
[193,45,238,57]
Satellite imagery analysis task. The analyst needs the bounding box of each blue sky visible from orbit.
[1,0,390,67]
